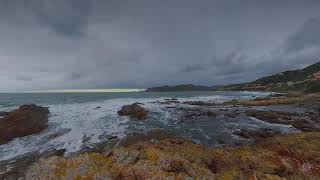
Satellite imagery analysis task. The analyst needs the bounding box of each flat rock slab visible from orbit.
[245,109,320,132]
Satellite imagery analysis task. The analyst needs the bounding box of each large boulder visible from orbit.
[0,104,50,144]
[118,103,147,120]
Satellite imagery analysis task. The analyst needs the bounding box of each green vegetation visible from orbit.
[146,62,320,93]
[216,61,320,93]
[253,62,320,84]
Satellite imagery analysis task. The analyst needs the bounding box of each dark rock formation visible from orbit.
[118,103,147,120]
[0,148,65,180]
[183,109,217,119]
[245,110,320,132]
[174,107,218,123]
[0,104,50,144]
[235,128,281,140]
[0,111,8,117]
[183,101,218,106]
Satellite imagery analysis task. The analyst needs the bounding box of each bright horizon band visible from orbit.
[29,89,145,93]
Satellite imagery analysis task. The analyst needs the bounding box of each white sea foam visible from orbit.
[0,91,272,160]
[0,98,131,160]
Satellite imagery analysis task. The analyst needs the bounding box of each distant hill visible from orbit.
[146,84,217,92]
[146,62,320,93]
[216,61,320,92]
[253,62,320,84]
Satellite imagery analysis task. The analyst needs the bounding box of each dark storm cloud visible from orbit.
[254,17,320,75]
[0,0,320,92]
[283,18,320,53]
[29,0,92,37]
[180,16,320,85]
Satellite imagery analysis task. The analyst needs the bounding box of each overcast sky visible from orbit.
[0,0,320,92]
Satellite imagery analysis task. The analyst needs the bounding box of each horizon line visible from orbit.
[25,88,146,93]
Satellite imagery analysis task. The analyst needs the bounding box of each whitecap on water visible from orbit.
[0,91,272,160]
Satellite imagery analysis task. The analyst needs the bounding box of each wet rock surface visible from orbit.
[245,109,320,132]
[179,107,217,121]
[118,103,147,120]
[183,101,218,106]
[26,133,320,179]
[235,128,282,140]
[170,93,320,138]
[0,104,50,144]
[0,111,8,117]
[117,129,177,147]
[0,149,65,180]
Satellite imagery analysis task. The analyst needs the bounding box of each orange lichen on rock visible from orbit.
[26,133,320,179]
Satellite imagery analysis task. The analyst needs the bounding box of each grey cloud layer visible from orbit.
[0,0,319,92]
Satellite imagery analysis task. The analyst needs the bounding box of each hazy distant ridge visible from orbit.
[217,61,320,92]
[145,84,218,92]
[147,61,320,92]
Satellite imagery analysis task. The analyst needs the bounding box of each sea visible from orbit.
[0,91,299,161]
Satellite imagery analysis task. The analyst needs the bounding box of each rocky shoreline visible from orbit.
[1,92,320,179]
[26,132,320,179]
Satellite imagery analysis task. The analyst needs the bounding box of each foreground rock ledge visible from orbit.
[26,132,320,179]
[0,104,50,144]
[118,103,147,120]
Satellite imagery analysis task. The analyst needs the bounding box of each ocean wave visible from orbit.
[0,92,272,160]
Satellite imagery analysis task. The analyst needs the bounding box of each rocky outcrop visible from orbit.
[0,149,65,180]
[118,103,147,120]
[183,101,218,106]
[0,104,50,144]
[235,128,281,140]
[0,111,8,117]
[246,109,320,132]
[178,108,217,123]
[26,132,320,179]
